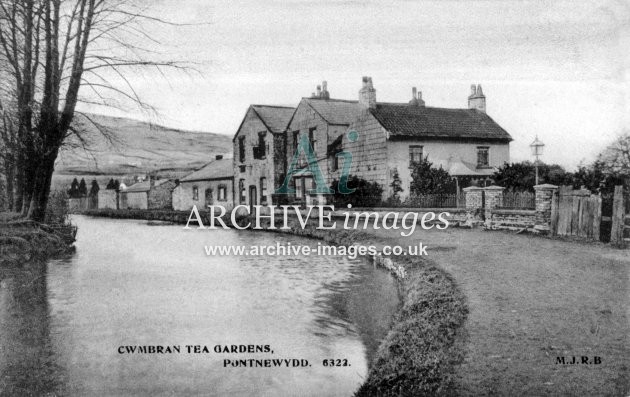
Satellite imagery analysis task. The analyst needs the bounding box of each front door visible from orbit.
[249,186,257,213]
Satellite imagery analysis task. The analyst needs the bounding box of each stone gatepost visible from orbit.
[534,184,558,233]
[463,186,484,219]
[483,185,505,221]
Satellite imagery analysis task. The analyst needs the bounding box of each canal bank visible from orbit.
[0,217,76,267]
[257,220,468,396]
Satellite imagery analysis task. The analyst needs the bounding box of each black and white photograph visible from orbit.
[0,0,628,396]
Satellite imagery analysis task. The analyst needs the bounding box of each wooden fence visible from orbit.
[551,186,602,240]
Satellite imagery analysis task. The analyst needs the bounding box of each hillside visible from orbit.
[51,113,233,190]
[55,113,232,175]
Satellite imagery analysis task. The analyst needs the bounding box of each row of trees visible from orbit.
[0,1,182,221]
[494,132,630,193]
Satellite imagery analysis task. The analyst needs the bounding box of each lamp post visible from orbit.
[530,136,545,185]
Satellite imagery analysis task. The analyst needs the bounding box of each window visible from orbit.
[254,131,266,159]
[238,137,246,163]
[239,179,246,203]
[218,184,227,201]
[308,127,317,150]
[477,147,489,168]
[409,145,423,167]
[295,178,303,200]
[292,131,300,153]
[260,177,268,204]
[192,186,198,201]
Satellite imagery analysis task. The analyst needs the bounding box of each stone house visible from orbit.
[119,177,176,210]
[232,105,295,208]
[282,78,512,203]
[172,155,234,211]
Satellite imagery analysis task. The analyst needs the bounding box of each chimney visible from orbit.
[321,81,330,99]
[359,76,376,109]
[468,83,486,113]
[215,154,223,160]
[409,87,425,107]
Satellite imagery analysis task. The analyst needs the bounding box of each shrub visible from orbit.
[330,176,384,207]
[410,156,455,195]
[45,190,71,225]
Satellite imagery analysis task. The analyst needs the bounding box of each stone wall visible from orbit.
[461,184,558,233]
[98,190,118,210]
[489,209,536,231]
[148,180,176,210]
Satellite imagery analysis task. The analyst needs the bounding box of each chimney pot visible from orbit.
[359,76,376,109]
[468,83,486,113]
[412,87,417,98]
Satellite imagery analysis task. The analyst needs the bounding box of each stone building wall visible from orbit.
[123,192,148,209]
[344,112,389,198]
[148,180,176,210]
[172,179,234,212]
[98,190,118,210]
[233,108,278,206]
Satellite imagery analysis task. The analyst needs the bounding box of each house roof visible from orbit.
[303,98,363,126]
[435,157,497,176]
[124,179,171,193]
[251,105,295,134]
[370,103,512,141]
[180,158,233,182]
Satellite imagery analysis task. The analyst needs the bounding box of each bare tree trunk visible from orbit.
[4,154,15,211]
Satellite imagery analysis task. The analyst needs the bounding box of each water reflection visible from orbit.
[0,262,65,395]
[0,216,399,396]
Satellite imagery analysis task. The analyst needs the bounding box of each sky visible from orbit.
[79,0,630,170]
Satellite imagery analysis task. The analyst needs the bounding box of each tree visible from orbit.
[409,155,455,195]
[330,176,384,207]
[388,168,403,203]
[88,179,99,196]
[597,131,630,175]
[78,178,87,197]
[0,0,187,221]
[67,177,79,198]
[493,161,572,192]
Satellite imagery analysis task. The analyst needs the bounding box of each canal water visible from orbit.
[0,216,399,396]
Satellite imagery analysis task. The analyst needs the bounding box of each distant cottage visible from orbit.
[173,155,234,212]
[120,176,176,210]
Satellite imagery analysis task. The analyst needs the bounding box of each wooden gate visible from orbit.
[552,186,602,240]
[610,185,629,247]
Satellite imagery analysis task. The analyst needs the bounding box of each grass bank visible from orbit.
[257,220,468,396]
[0,213,76,266]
